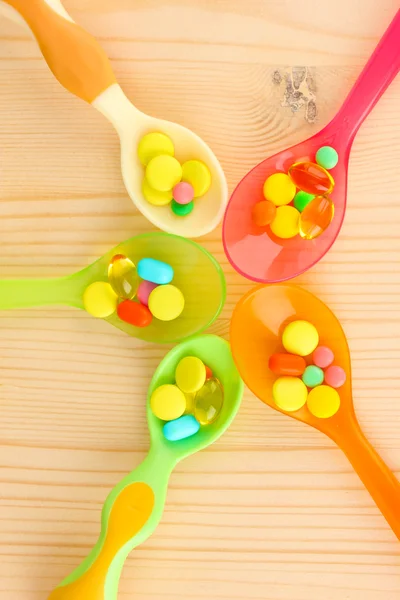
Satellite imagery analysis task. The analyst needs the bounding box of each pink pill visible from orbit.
[313,346,334,368]
[324,365,346,388]
[137,280,158,306]
[173,182,195,205]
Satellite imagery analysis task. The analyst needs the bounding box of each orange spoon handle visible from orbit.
[336,414,400,539]
[3,0,116,103]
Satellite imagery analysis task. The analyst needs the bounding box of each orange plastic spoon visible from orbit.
[230,284,400,539]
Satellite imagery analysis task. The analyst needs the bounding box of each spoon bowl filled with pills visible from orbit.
[223,10,400,282]
[0,233,226,343]
[48,334,244,600]
[0,0,227,237]
[231,284,400,539]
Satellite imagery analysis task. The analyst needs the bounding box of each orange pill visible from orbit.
[268,353,307,376]
[252,200,277,226]
[117,299,152,327]
[299,196,334,240]
[288,161,335,195]
[205,365,213,380]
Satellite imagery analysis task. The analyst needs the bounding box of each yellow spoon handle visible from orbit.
[2,0,116,103]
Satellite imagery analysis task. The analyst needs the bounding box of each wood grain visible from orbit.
[1,0,400,598]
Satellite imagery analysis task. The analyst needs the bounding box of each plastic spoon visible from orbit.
[223,9,400,282]
[46,334,243,600]
[230,284,400,539]
[0,0,227,238]
[0,232,226,343]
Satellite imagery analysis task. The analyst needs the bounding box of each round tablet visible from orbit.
[252,200,276,226]
[272,376,308,412]
[282,320,319,356]
[313,346,334,369]
[83,281,118,318]
[324,365,346,388]
[138,132,174,166]
[307,385,340,419]
[171,199,194,216]
[293,190,314,212]
[142,178,173,206]
[173,181,195,205]
[181,160,211,197]
[270,206,300,239]
[302,365,324,388]
[148,284,185,321]
[175,356,206,394]
[316,146,339,170]
[150,384,186,421]
[146,155,182,192]
[263,173,296,206]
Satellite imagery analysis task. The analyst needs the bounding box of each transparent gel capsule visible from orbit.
[108,254,139,299]
[194,377,224,425]
[299,196,334,240]
[288,161,335,195]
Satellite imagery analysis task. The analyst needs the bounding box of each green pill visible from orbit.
[171,200,194,216]
[316,146,339,170]
[302,365,324,388]
[294,191,314,212]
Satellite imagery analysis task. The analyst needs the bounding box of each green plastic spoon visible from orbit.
[47,334,243,600]
[0,232,226,343]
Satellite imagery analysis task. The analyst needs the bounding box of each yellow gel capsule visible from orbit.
[181,160,211,197]
[263,173,296,206]
[272,376,308,412]
[148,284,185,321]
[194,377,224,425]
[307,385,340,419]
[146,155,182,192]
[270,205,300,239]
[175,356,206,394]
[150,384,186,421]
[108,254,139,300]
[142,178,173,206]
[138,132,174,166]
[299,195,334,240]
[282,320,319,356]
[83,281,118,318]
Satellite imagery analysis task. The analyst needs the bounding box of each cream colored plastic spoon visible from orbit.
[0,0,228,238]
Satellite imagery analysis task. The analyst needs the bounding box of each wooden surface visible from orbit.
[1,1,400,598]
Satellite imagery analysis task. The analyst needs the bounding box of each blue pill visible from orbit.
[163,415,200,442]
[138,258,174,285]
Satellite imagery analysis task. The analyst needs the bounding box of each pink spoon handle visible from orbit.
[331,9,400,141]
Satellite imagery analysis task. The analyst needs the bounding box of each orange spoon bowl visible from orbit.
[230,284,400,539]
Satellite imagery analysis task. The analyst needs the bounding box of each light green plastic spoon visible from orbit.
[0,232,226,343]
[47,334,243,600]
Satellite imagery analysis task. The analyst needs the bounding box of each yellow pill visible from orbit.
[282,320,319,356]
[150,384,186,421]
[146,155,182,192]
[175,356,206,394]
[181,160,211,197]
[148,284,185,321]
[83,281,118,318]
[142,178,173,206]
[272,376,307,412]
[263,173,296,206]
[307,385,340,419]
[270,206,300,239]
[138,132,174,166]
[194,377,224,425]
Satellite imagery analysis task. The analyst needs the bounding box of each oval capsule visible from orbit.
[299,196,334,240]
[288,161,335,195]
[137,258,174,285]
[163,415,200,442]
[268,353,306,376]
[194,377,224,425]
[117,299,152,327]
[108,254,139,299]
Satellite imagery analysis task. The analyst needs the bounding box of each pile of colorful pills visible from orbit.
[252,145,338,240]
[269,319,346,419]
[82,255,185,327]
[138,132,212,217]
[150,356,224,442]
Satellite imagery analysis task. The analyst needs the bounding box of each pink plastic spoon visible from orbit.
[223,10,400,283]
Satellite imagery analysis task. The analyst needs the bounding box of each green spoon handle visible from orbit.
[0,277,80,309]
[48,447,174,600]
